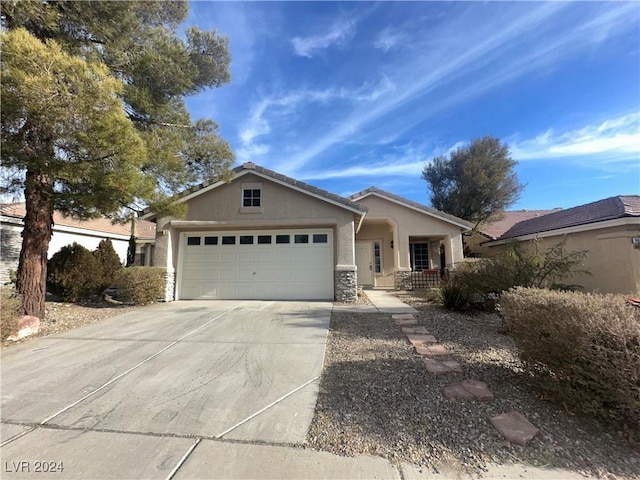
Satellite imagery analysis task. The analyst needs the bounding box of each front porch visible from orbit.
[354,217,460,290]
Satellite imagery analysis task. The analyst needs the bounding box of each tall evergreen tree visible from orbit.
[1,1,234,318]
[422,136,524,230]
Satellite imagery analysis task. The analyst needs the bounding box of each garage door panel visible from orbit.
[179,229,333,300]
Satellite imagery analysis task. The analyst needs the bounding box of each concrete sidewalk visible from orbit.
[364,288,419,314]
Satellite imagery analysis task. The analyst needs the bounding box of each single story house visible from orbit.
[483,195,640,295]
[0,203,156,284]
[142,162,472,302]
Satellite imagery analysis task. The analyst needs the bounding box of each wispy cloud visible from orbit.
[236,79,397,163]
[291,18,357,58]
[511,113,640,161]
[373,27,404,52]
[277,2,638,175]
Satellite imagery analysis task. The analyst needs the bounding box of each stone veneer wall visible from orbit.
[162,269,176,302]
[394,270,413,290]
[335,268,357,303]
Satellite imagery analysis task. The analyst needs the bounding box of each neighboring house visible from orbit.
[141,162,472,303]
[467,209,559,257]
[483,195,640,295]
[0,203,155,284]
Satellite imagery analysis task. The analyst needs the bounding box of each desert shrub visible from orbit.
[93,239,123,295]
[47,243,102,301]
[115,267,164,305]
[457,239,588,297]
[439,277,469,311]
[423,288,441,303]
[0,286,22,341]
[501,288,640,433]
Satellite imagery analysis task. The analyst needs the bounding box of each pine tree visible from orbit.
[1,1,234,318]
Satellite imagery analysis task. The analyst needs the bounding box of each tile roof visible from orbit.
[350,186,474,229]
[478,210,559,240]
[0,203,156,239]
[497,195,640,240]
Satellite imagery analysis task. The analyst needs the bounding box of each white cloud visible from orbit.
[291,19,357,58]
[373,27,404,52]
[511,113,640,161]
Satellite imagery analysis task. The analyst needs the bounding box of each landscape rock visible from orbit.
[6,315,40,342]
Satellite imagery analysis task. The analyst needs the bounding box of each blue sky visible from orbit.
[184,1,640,210]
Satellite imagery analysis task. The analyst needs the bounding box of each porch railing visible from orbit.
[409,269,449,289]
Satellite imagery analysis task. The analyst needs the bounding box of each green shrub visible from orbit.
[47,243,102,301]
[115,267,164,305]
[423,288,441,303]
[456,239,588,299]
[93,239,123,294]
[501,288,640,433]
[439,277,469,311]
[0,286,22,341]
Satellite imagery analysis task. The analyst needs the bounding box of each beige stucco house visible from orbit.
[483,195,640,295]
[143,163,472,302]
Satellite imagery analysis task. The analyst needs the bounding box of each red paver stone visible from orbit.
[442,382,476,401]
[417,344,451,356]
[461,379,494,401]
[394,318,418,326]
[423,358,462,374]
[490,411,540,446]
[406,334,437,346]
[401,326,431,334]
[392,314,415,320]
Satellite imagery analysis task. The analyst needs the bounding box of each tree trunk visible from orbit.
[16,170,54,319]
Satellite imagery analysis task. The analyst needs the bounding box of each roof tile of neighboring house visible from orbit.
[479,210,559,240]
[0,203,155,240]
[350,186,473,229]
[497,195,640,240]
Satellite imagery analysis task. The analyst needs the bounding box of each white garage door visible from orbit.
[179,229,333,300]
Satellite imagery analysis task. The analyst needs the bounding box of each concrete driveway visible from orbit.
[0,301,392,479]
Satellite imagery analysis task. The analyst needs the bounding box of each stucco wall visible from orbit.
[355,195,466,271]
[485,223,640,295]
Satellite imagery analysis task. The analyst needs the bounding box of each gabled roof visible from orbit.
[350,187,473,230]
[0,202,155,240]
[496,195,640,240]
[478,209,559,240]
[142,162,368,220]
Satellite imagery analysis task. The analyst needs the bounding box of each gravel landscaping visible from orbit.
[307,293,640,479]
[2,300,143,348]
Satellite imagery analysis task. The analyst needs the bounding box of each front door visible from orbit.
[355,241,373,286]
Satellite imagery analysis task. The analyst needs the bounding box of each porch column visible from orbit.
[154,216,176,301]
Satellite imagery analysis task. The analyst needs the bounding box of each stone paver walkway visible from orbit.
[390,304,540,446]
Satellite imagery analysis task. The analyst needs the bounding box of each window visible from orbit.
[410,243,429,271]
[187,236,201,246]
[276,234,290,244]
[239,235,254,245]
[294,234,309,244]
[222,236,236,245]
[242,188,261,207]
[204,236,218,245]
[313,234,328,243]
[374,241,382,273]
[258,235,272,244]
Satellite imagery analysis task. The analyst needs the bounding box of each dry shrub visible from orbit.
[115,267,164,305]
[501,288,640,432]
[1,286,22,341]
